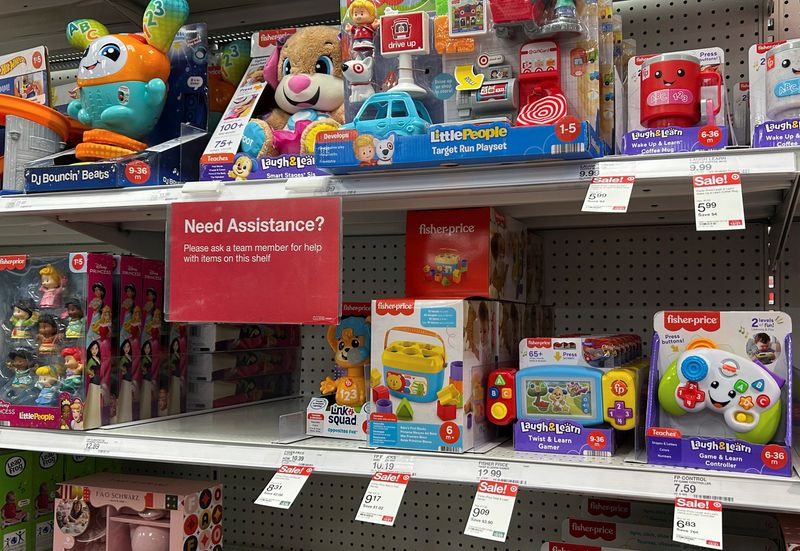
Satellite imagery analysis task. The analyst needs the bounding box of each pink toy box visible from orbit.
[53,473,223,551]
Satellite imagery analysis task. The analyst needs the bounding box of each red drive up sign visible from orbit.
[168,197,341,324]
[380,11,430,55]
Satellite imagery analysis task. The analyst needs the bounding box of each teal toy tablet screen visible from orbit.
[522,378,594,418]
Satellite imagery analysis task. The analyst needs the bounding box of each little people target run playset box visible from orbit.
[647,310,793,477]
[748,40,800,148]
[487,334,647,456]
[622,48,728,154]
[314,0,605,174]
[369,298,494,453]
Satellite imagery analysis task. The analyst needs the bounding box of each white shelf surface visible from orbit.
[2,399,799,513]
[1,148,798,233]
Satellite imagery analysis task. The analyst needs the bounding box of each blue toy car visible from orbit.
[341,91,432,137]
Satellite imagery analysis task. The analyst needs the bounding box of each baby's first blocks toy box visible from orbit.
[405,207,526,302]
[647,310,793,476]
[369,298,494,453]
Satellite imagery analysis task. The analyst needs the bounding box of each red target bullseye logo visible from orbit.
[516,94,567,127]
[478,54,490,67]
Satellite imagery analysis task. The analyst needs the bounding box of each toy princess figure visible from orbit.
[60,347,83,395]
[91,305,113,403]
[34,366,60,405]
[70,399,83,430]
[10,299,38,339]
[7,349,35,389]
[82,341,102,429]
[125,306,142,399]
[63,298,84,339]
[143,287,156,324]
[59,400,71,430]
[147,308,163,415]
[117,339,134,423]
[39,264,65,309]
[88,282,105,327]
[139,340,154,420]
[37,315,59,356]
[345,0,379,57]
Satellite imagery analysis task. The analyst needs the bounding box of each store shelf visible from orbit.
[1,148,798,237]
[2,398,799,512]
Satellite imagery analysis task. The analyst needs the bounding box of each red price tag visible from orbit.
[125,160,152,185]
[555,115,581,142]
[761,444,789,470]
[168,198,342,323]
[698,125,723,148]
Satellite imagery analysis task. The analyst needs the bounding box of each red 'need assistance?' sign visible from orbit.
[168,197,341,323]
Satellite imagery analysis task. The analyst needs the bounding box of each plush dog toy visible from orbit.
[242,26,344,158]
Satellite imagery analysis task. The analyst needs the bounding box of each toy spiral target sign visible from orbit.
[516,93,567,126]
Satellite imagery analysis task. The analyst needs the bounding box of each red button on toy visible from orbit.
[756,394,771,408]
[677,382,705,408]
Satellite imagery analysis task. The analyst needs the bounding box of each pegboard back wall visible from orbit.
[300,236,404,396]
[128,461,594,550]
[614,0,761,83]
[541,224,768,352]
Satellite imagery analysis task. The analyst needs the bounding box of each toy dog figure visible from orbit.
[343,58,375,104]
[66,0,189,158]
[374,134,395,165]
[242,26,344,158]
[320,316,371,408]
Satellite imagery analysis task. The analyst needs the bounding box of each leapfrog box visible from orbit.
[369,298,495,453]
[31,452,62,551]
[0,451,33,551]
[647,310,793,476]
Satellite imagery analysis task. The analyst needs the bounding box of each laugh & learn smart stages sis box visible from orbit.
[622,48,728,155]
[31,452,62,551]
[314,0,604,174]
[369,298,494,453]
[647,310,793,476]
[53,473,223,551]
[405,207,526,302]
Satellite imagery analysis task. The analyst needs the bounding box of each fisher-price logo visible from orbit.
[257,29,295,48]
[417,223,476,235]
[375,299,416,316]
[526,338,552,349]
[760,40,786,56]
[663,311,720,332]
[587,498,631,519]
[478,480,518,497]
[0,256,26,271]
[568,519,617,540]
[342,303,371,316]
[692,172,740,187]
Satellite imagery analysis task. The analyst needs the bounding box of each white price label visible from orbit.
[581,175,635,213]
[148,188,182,203]
[280,449,321,467]
[688,155,730,174]
[692,172,745,231]
[371,454,413,475]
[254,465,313,509]
[576,163,600,181]
[474,461,524,485]
[464,480,519,542]
[83,437,120,456]
[2,198,29,210]
[673,497,723,549]
[355,471,411,525]
[672,474,731,503]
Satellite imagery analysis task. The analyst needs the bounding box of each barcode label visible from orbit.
[438,446,460,453]
[697,495,734,503]
[551,143,586,154]
[582,450,611,457]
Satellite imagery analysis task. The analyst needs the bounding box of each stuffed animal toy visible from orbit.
[241,26,344,158]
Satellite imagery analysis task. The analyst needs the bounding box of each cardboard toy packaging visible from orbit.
[31,452,62,551]
[53,473,223,551]
[369,298,494,453]
[749,40,800,148]
[62,456,95,482]
[405,207,526,302]
[114,256,144,424]
[306,302,371,440]
[0,451,34,551]
[622,48,728,155]
[647,310,792,477]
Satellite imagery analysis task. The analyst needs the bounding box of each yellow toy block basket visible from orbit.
[382,326,447,403]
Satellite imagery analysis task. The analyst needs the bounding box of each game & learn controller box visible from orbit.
[646,310,792,476]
